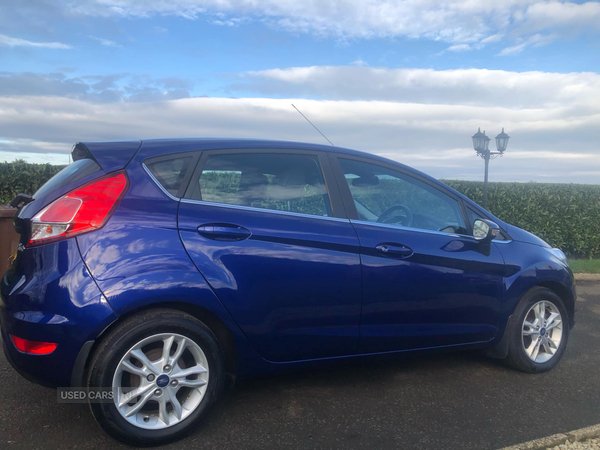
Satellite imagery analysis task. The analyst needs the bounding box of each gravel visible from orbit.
[549,438,600,450]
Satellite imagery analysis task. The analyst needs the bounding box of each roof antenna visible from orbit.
[292,104,334,146]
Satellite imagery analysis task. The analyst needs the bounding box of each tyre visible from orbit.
[87,309,224,446]
[505,287,569,373]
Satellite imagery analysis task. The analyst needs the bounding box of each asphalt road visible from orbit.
[2,282,600,450]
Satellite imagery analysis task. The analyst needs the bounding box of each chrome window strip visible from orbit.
[142,163,180,201]
[180,198,350,223]
[351,219,512,243]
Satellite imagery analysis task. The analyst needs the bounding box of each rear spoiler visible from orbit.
[72,140,142,173]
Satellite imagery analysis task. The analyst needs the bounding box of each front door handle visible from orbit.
[198,224,252,241]
[376,243,413,258]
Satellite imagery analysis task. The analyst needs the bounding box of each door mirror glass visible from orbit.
[473,219,500,242]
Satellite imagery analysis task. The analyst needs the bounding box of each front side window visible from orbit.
[339,158,467,234]
[196,153,331,217]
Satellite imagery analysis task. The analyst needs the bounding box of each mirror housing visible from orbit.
[473,219,500,243]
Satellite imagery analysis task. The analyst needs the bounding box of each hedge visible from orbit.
[0,160,598,257]
[0,160,65,206]
[444,180,600,258]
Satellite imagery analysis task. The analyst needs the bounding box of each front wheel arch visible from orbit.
[487,283,572,360]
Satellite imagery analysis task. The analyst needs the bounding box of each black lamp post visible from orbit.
[472,127,510,209]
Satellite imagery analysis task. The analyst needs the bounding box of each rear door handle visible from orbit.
[376,243,413,258]
[198,224,251,241]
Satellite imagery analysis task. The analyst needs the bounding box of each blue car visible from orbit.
[1,138,575,445]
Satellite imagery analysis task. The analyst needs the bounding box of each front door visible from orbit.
[331,155,506,353]
[178,150,362,362]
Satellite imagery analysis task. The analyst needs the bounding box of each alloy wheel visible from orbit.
[112,333,209,430]
[521,301,563,363]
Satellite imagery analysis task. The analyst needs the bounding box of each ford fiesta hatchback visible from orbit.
[1,138,575,445]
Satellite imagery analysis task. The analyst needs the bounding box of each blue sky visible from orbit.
[1,0,600,183]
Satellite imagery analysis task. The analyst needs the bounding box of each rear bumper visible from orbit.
[0,239,116,387]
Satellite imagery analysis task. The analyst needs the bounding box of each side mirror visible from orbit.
[473,219,500,243]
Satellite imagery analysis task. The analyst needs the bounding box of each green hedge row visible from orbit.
[0,160,64,206]
[0,161,598,257]
[444,180,600,258]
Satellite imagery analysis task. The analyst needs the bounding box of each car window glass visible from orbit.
[339,158,466,234]
[146,156,193,196]
[197,153,331,217]
[34,159,101,199]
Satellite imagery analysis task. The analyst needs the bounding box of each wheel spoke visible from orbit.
[547,319,562,331]
[124,388,155,417]
[535,302,545,324]
[523,328,538,336]
[169,338,187,368]
[166,389,183,421]
[158,396,170,426]
[546,312,559,327]
[121,360,149,378]
[178,378,208,389]
[118,384,154,408]
[541,338,554,355]
[527,337,541,359]
[547,338,558,349]
[173,364,208,379]
[162,336,175,365]
[130,349,159,375]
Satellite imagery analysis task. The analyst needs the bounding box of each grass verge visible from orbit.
[569,259,600,274]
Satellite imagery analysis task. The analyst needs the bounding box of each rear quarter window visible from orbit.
[145,155,194,196]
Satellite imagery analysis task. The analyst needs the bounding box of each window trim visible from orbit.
[143,151,202,199]
[182,148,347,219]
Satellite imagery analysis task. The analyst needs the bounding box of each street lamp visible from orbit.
[472,127,510,210]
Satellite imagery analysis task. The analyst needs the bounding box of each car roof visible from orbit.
[138,137,382,160]
[81,137,507,229]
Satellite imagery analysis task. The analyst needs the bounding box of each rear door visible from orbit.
[177,148,362,362]
[329,154,506,353]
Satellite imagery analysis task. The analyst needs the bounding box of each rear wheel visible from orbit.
[505,287,569,373]
[87,309,224,446]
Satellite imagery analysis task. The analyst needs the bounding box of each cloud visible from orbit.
[0,33,71,49]
[0,87,598,183]
[62,0,600,50]
[0,72,193,102]
[447,44,471,52]
[234,66,600,109]
[88,35,122,47]
[497,33,556,56]
[515,1,600,34]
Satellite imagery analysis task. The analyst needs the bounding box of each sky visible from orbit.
[1,0,600,183]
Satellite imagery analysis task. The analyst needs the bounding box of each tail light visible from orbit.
[28,171,128,246]
[10,335,57,355]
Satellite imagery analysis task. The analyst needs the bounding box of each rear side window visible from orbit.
[34,159,101,199]
[194,153,332,217]
[146,156,194,196]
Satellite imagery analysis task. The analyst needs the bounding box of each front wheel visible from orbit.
[505,287,569,373]
[87,309,224,446]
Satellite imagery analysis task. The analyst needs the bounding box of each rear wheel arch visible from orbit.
[79,302,238,389]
